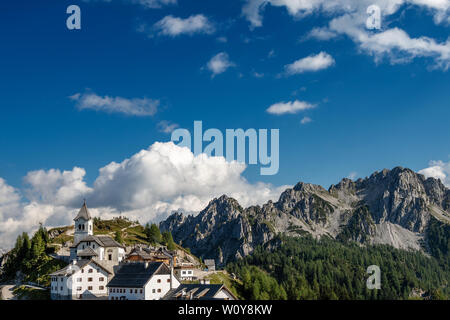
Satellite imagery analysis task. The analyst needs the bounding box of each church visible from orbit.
[51,201,125,299]
[69,201,126,263]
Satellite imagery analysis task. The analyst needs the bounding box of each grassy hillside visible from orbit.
[48,217,150,246]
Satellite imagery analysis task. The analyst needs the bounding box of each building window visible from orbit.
[99,277,104,282]
[88,286,92,290]
[108,254,112,261]
[152,289,155,293]
[88,269,93,273]
[99,286,104,290]
[167,279,170,283]
[88,278,93,282]
[77,278,82,282]
[140,289,143,294]
[157,289,161,293]
[135,289,138,294]
[60,287,63,291]
[81,269,84,273]
[157,279,161,283]
[129,289,132,294]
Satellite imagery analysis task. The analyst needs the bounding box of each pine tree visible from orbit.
[114,231,123,244]
[147,224,162,244]
[162,231,176,250]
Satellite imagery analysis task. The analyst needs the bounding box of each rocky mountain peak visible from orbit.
[160,167,450,266]
[293,182,326,193]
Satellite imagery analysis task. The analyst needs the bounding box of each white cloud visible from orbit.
[329,14,450,69]
[0,142,288,249]
[133,0,177,8]
[418,160,450,187]
[300,116,312,124]
[70,92,159,117]
[306,27,338,41]
[24,167,92,206]
[206,52,235,77]
[83,0,177,9]
[243,0,450,69]
[242,0,450,28]
[267,100,316,115]
[347,172,358,180]
[157,120,179,133]
[285,52,335,75]
[253,71,264,78]
[153,14,215,37]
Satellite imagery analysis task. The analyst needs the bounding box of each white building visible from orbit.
[69,202,125,263]
[50,259,113,300]
[107,262,180,300]
[174,263,195,281]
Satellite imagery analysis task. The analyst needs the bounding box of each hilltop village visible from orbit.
[22,202,236,300]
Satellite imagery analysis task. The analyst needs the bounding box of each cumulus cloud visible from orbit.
[152,14,215,37]
[284,52,335,75]
[267,100,316,115]
[70,92,159,117]
[206,52,235,77]
[0,178,79,250]
[24,167,92,206]
[0,142,289,249]
[418,160,450,187]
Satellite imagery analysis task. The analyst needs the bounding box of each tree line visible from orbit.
[227,235,449,300]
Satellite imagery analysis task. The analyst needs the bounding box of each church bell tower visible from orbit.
[73,200,93,244]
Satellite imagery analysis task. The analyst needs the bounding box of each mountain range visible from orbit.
[160,167,450,266]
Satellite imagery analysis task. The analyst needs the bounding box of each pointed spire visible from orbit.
[74,200,92,221]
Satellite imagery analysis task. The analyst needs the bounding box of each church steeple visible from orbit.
[73,200,93,244]
[74,199,91,221]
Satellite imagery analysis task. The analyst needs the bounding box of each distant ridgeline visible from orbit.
[160,167,450,300]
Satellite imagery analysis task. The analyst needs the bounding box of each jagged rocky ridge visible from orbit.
[160,167,450,266]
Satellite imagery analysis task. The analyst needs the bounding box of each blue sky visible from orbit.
[0,0,449,247]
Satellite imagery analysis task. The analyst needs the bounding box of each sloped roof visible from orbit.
[163,284,235,300]
[74,201,91,221]
[96,235,124,248]
[77,247,98,257]
[50,260,91,276]
[50,259,112,276]
[71,235,125,249]
[106,262,168,288]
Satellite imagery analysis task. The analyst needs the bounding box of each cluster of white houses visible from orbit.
[50,202,236,300]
